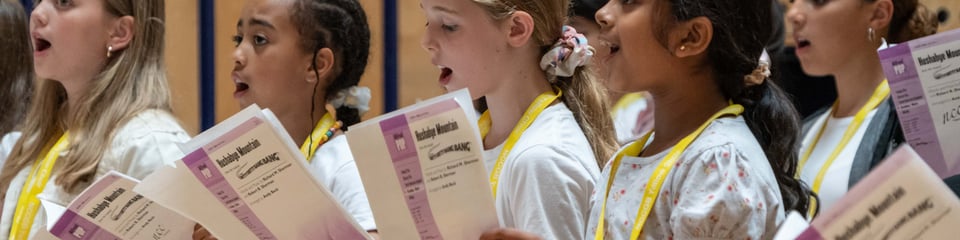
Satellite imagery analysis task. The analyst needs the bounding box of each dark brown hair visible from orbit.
[290,0,370,129]
[877,0,939,43]
[656,0,813,216]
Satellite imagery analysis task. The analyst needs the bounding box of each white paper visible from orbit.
[881,28,960,178]
[43,171,193,240]
[135,105,369,240]
[797,146,960,240]
[346,89,499,239]
[774,211,810,240]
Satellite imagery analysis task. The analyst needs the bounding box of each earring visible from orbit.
[107,45,113,58]
[679,45,686,51]
[867,27,876,42]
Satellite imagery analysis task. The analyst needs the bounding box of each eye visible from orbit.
[55,0,72,8]
[232,34,242,47]
[441,24,458,32]
[253,35,268,45]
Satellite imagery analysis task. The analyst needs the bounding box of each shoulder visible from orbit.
[112,109,190,145]
[311,135,355,169]
[685,116,764,160]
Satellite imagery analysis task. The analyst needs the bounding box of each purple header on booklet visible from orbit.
[50,211,119,240]
[201,117,263,154]
[182,119,277,239]
[406,99,460,123]
[381,115,417,162]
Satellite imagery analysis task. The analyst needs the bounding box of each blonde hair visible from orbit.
[473,0,618,167]
[0,0,170,194]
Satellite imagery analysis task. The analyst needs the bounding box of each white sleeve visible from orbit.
[0,132,22,164]
[666,144,782,240]
[500,144,597,240]
[328,158,377,231]
[110,128,189,180]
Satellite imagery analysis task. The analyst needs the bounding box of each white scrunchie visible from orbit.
[745,49,772,86]
[540,26,594,82]
[330,86,371,115]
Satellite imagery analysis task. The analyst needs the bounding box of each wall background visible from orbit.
[14,0,960,134]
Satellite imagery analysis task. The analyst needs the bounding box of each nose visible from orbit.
[232,44,246,70]
[30,2,49,30]
[785,2,804,30]
[595,1,614,31]
[420,23,437,53]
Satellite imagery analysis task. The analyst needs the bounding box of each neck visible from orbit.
[277,104,328,147]
[644,75,727,156]
[482,68,553,149]
[832,51,886,117]
[61,79,88,124]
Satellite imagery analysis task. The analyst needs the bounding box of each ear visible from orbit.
[504,11,536,48]
[107,16,135,51]
[670,16,713,58]
[867,0,894,32]
[306,48,336,84]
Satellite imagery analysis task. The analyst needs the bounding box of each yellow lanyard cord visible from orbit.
[480,88,561,198]
[595,105,744,240]
[10,133,70,240]
[299,113,340,162]
[611,92,647,117]
[795,80,889,217]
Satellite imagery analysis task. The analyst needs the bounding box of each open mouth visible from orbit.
[439,66,453,85]
[796,38,811,49]
[235,82,249,92]
[34,38,51,53]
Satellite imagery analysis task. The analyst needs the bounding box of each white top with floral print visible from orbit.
[587,116,785,240]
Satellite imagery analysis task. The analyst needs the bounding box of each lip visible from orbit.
[31,32,51,57]
[794,35,811,55]
[438,65,452,86]
[232,72,249,98]
[599,40,620,64]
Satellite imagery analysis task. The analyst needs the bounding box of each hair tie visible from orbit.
[540,25,594,83]
[744,49,771,86]
[330,86,371,115]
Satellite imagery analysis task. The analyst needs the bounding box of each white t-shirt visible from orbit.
[0,109,190,239]
[798,109,878,212]
[587,116,785,240]
[0,132,21,165]
[482,103,600,240]
[611,94,653,145]
[308,134,376,231]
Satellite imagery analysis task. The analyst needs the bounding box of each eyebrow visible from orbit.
[419,3,458,14]
[236,17,276,29]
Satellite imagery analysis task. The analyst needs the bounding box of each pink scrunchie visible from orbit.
[540,26,594,82]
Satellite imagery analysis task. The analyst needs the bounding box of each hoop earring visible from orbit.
[868,27,876,42]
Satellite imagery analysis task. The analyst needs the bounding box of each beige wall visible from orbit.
[165,0,199,134]
[166,0,960,129]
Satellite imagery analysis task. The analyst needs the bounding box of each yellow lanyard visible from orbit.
[796,80,889,217]
[10,133,69,240]
[594,104,743,240]
[299,113,339,162]
[479,88,561,198]
[611,92,647,117]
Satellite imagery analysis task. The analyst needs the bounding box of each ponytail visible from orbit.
[886,1,939,43]
[555,69,618,167]
[734,79,815,216]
